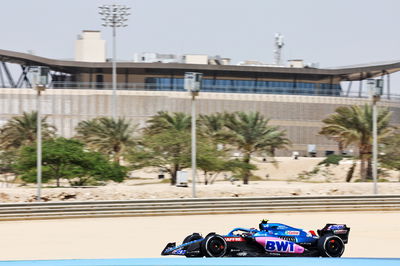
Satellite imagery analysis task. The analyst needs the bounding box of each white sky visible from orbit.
[1,0,400,93]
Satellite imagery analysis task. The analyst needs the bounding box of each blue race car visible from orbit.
[161,219,350,257]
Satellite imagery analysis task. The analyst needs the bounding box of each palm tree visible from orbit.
[198,112,231,146]
[319,105,393,181]
[141,112,191,185]
[75,117,137,164]
[0,111,56,150]
[225,111,290,184]
[143,111,191,135]
[380,132,400,175]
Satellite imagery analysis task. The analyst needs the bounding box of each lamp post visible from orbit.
[99,4,130,119]
[184,72,203,198]
[28,66,49,201]
[367,78,383,195]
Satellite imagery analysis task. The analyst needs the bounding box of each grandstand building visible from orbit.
[0,31,399,156]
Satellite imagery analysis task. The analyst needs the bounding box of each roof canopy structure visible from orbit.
[1,49,399,81]
[0,48,398,100]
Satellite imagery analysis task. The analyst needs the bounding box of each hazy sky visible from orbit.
[1,0,400,92]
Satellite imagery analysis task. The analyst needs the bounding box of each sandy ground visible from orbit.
[0,182,400,202]
[0,157,399,202]
[0,157,398,202]
[0,211,398,260]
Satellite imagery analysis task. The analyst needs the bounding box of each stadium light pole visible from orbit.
[36,84,45,201]
[28,67,49,201]
[99,4,130,119]
[367,79,383,195]
[184,73,202,198]
[191,93,197,198]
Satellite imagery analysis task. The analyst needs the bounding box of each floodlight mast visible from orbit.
[28,66,49,201]
[99,4,131,119]
[184,72,202,198]
[367,78,383,195]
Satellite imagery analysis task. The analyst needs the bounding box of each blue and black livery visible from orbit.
[161,219,350,257]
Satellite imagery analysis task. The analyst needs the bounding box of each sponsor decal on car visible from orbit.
[172,249,186,255]
[256,237,305,254]
[328,224,346,230]
[265,240,295,253]
[333,229,348,234]
[298,242,312,246]
[285,230,300,235]
[225,237,245,242]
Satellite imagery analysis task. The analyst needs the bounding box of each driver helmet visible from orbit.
[259,219,269,230]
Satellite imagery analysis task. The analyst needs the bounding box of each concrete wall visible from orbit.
[1,88,399,156]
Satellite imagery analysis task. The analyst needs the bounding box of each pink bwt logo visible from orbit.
[266,241,295,252]
[256,237,304,253]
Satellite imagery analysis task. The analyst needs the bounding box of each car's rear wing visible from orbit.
[317,224,350,244]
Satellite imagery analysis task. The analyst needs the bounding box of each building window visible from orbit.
[144,77,341,96]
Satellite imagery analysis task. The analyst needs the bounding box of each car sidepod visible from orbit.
[256,237,305,254]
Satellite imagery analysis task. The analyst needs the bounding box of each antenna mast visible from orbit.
[273,33,284,65]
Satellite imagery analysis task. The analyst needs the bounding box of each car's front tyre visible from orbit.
[201,234,228,257]
[182,233,202,244]
[182,233,203,257]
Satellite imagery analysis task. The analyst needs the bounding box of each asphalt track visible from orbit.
[0,258,399,266]
[0,211,398,264]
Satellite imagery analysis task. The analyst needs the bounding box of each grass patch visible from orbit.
[354,178,390,182]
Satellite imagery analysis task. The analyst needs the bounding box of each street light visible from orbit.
[184,72,203,198]
[367,78,383,195]
[99,4,130,119]
[28,66,50,201]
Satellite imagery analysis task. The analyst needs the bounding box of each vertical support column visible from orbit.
[386,72,391,100]
[372,98,378,194]
[112,26,117,119]
[36,88,42,201]
[358,73,363,98]
[346,81,352,96]
[191,94,197,198]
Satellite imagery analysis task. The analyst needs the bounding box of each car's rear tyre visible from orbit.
[317,234,345,257]
[201,234,228,257]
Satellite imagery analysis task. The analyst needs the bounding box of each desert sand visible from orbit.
[0,181,400,202]
[0,211,398,260]
[0,157,399,202]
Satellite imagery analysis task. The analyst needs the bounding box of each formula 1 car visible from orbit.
[161,219,350,257]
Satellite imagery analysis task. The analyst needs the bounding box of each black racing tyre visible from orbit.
[182,233,202,246]
[201,234,228,257]
[182,233,203,258]
[317,234,345,257]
